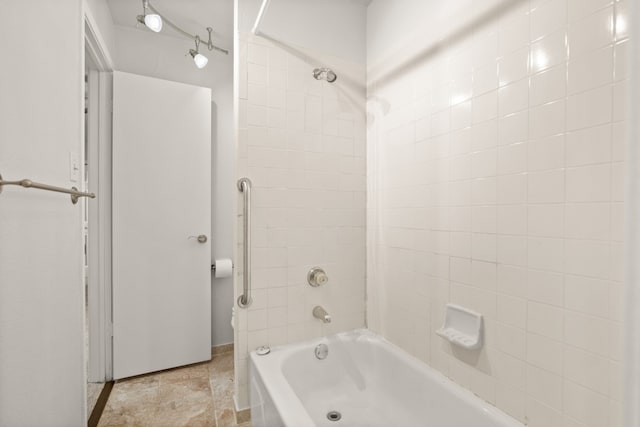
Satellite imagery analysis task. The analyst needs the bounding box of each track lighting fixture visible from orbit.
[189,36,209,69]
[135,0,229,69]
[136,0,162,32]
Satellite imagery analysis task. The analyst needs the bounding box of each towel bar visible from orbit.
[0,172,96,205]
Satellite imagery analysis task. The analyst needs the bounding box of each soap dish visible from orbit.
[436,304,483,350]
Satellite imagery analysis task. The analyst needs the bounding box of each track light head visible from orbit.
[137,13,162,32]
[189,36,208,69]
[189,49,209,69]
[137,0,162,32]
[144,13,163,32]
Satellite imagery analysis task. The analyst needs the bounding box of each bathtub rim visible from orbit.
[249,328,523,427]
[249,342,314,427]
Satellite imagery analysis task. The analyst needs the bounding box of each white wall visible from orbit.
[85,0,116,60]
[112,22,235,346]
[626,2,640,425]
[234,0,368,409]
[367,0,474,71]
[367,0,628,426]
[239,0,368,64]
[0,1,86,425]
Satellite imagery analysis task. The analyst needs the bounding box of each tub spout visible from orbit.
[313,306,331,323]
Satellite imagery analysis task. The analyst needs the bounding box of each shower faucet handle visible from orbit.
[307,267,328,287]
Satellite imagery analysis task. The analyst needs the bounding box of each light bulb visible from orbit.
[193,53,208,69]
[144,14,163,32]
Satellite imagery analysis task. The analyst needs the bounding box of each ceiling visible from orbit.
[106,0,234,44]
[106,0,373,57]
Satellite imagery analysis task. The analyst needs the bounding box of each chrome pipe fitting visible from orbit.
[313,306,331,323]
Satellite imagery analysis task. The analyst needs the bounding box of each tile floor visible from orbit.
[87,381,105,419]
[99,345,251,427]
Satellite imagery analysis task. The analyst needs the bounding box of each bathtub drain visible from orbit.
[327,411,342,422]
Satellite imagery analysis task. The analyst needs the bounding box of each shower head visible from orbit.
[313,68,337,83]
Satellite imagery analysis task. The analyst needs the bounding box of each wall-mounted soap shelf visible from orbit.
[436,304,483,350]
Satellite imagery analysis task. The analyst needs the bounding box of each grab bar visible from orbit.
[237,177,252,308]
[0,173,96,205]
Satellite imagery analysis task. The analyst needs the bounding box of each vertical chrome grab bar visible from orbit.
[237,178,252,308]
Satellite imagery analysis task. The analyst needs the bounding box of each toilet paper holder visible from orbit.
[211,260,234,271]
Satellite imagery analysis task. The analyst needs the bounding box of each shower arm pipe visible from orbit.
[237,178,252,308]
[146,1,229,55]
[251,0,271,35]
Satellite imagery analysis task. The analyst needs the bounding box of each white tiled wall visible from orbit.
[367,1,628,426]
[234,31,367,407]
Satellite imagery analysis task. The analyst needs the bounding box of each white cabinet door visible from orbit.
[112,71,211,379]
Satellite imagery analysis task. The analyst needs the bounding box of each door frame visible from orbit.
[84,9,114,382]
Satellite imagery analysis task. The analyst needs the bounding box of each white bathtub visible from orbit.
[249,329,523,427]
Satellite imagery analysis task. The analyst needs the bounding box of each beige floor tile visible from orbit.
[235,409,251,424]
[211,344,234,356]
[209,352,233,376]
[215,407,237,427]
[99,350,251,427]
[156,362,210,382]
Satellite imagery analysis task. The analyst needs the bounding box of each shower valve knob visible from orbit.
[307,267,328,287]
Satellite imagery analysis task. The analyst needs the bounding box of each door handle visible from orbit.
[188,235,208,243]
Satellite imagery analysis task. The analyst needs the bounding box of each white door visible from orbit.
[112,71,211,379]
